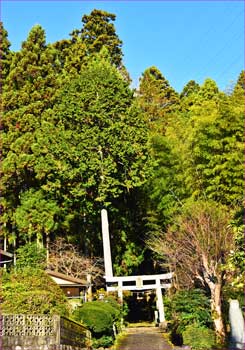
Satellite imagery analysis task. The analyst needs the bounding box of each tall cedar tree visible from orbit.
[0,22,12,93]
[53,9,123,76]
[180,80,200,98]
[0,22,11,193]
[0,25,61,244]
[137,66,179,131]
[35,54,152,258]
[179,79,200,112]
[80,9,123,67]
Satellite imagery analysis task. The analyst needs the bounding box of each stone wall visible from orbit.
[0,314,91,350]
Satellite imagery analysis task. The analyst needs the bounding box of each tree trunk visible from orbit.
[201,254,225,342]
[46,233,50,266]
[209,280,225,342]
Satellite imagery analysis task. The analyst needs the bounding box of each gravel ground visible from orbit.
[115,327,173,350]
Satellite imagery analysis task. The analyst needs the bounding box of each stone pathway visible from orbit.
[115,327,173,350]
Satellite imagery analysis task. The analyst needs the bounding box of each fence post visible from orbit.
[53,315,60,346]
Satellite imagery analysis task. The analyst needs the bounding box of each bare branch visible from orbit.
[47,237,104,285]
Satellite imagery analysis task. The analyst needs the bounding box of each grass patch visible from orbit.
[127,321,155,327]
[110,331,128,350]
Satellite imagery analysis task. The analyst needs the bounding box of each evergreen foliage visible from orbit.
[0,22,12,89]
[73,300,121,336]
[180,79,200,98]
[1,267,69,315]
[15,242,47,269]
[53,37,86,75]
[180,79,200,111]
[92,335,114,349]
[183,324,216,349]
[165,289,215,347]
[41,55,151,254]
[165,289,213,333]
[54,9,124,76]
[0,24,60,244]
[80,9,123,67]
[1,23,151,257]
[137,66,179,130]
[1,10,244,342]
[15,189,60,244]
[234,70,244,90]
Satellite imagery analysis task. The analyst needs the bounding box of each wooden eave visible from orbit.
[0,249,13,258]
[46,269,88,286]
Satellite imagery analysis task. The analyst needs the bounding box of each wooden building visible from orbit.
[46,269,89,302]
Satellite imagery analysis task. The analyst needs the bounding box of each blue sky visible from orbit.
[1,0,244,92]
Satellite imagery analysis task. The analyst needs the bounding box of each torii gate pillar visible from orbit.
[156,278,165,323]
[101,209,113,278]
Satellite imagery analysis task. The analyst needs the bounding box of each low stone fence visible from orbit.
[0,314,91,350]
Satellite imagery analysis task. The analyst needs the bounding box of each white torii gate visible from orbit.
[101,209,172,324]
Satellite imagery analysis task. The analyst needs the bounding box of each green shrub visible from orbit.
[164,289,214,346]
[165,289,212,333]
[183,324,216,349]
[16,242,47,269]
[92,335,114,348]
[1,267,69,316]
[73,300,120,337]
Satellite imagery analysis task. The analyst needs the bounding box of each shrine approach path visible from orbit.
[115,327,173,350]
